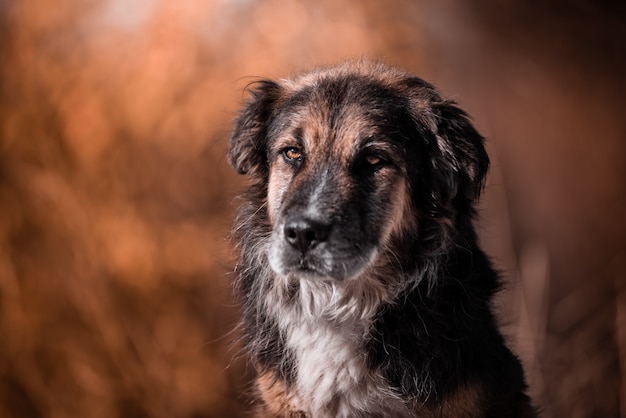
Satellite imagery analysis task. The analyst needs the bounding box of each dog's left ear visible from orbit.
[428,100,490,205]
[229,80,282,175]
[402,77,489,208]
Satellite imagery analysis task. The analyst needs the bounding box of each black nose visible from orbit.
[283,216,330,253]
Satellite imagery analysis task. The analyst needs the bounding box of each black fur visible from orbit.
[229,61,536,417]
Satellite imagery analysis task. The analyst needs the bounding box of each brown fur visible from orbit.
[255,373,307,418]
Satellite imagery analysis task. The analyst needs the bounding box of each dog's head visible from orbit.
[229,61,488,282]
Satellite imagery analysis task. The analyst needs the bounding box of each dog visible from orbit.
[228,61,536,417]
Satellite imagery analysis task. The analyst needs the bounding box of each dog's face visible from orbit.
[230,62,488,282]
[264,84,413,281]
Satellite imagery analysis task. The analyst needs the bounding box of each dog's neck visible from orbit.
[264,273,411,417]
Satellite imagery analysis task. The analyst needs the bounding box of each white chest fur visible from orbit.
[266,277,410,417]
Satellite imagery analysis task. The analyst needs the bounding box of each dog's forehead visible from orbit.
[273,75,402,157]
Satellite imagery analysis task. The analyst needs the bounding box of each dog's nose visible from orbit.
[283,216,330,253]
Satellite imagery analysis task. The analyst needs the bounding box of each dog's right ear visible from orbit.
[228,80,282,175]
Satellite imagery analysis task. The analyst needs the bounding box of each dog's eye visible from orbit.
[282,147,303,162]
[365,155,382,166]
[362,154,389,170]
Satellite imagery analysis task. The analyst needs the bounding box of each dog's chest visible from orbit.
[285,321,370,415]
[290,319,365,403]
[275,306,409,417]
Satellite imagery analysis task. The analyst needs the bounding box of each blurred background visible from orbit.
[0,0,624,416]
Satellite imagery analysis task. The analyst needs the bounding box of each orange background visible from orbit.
[0,1,624,416]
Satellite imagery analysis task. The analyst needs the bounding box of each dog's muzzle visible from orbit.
[268,212,377,281]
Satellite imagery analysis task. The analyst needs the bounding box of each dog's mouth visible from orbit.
[279,252,337,280]
[286,264,327,280]
[281,259,360,282]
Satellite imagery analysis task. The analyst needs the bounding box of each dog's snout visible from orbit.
[284,216,330,253]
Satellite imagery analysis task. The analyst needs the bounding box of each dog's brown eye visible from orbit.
[365,155,382,166]
[364,153,390,169]
[283,147,302,162]
[356,152,391,175]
